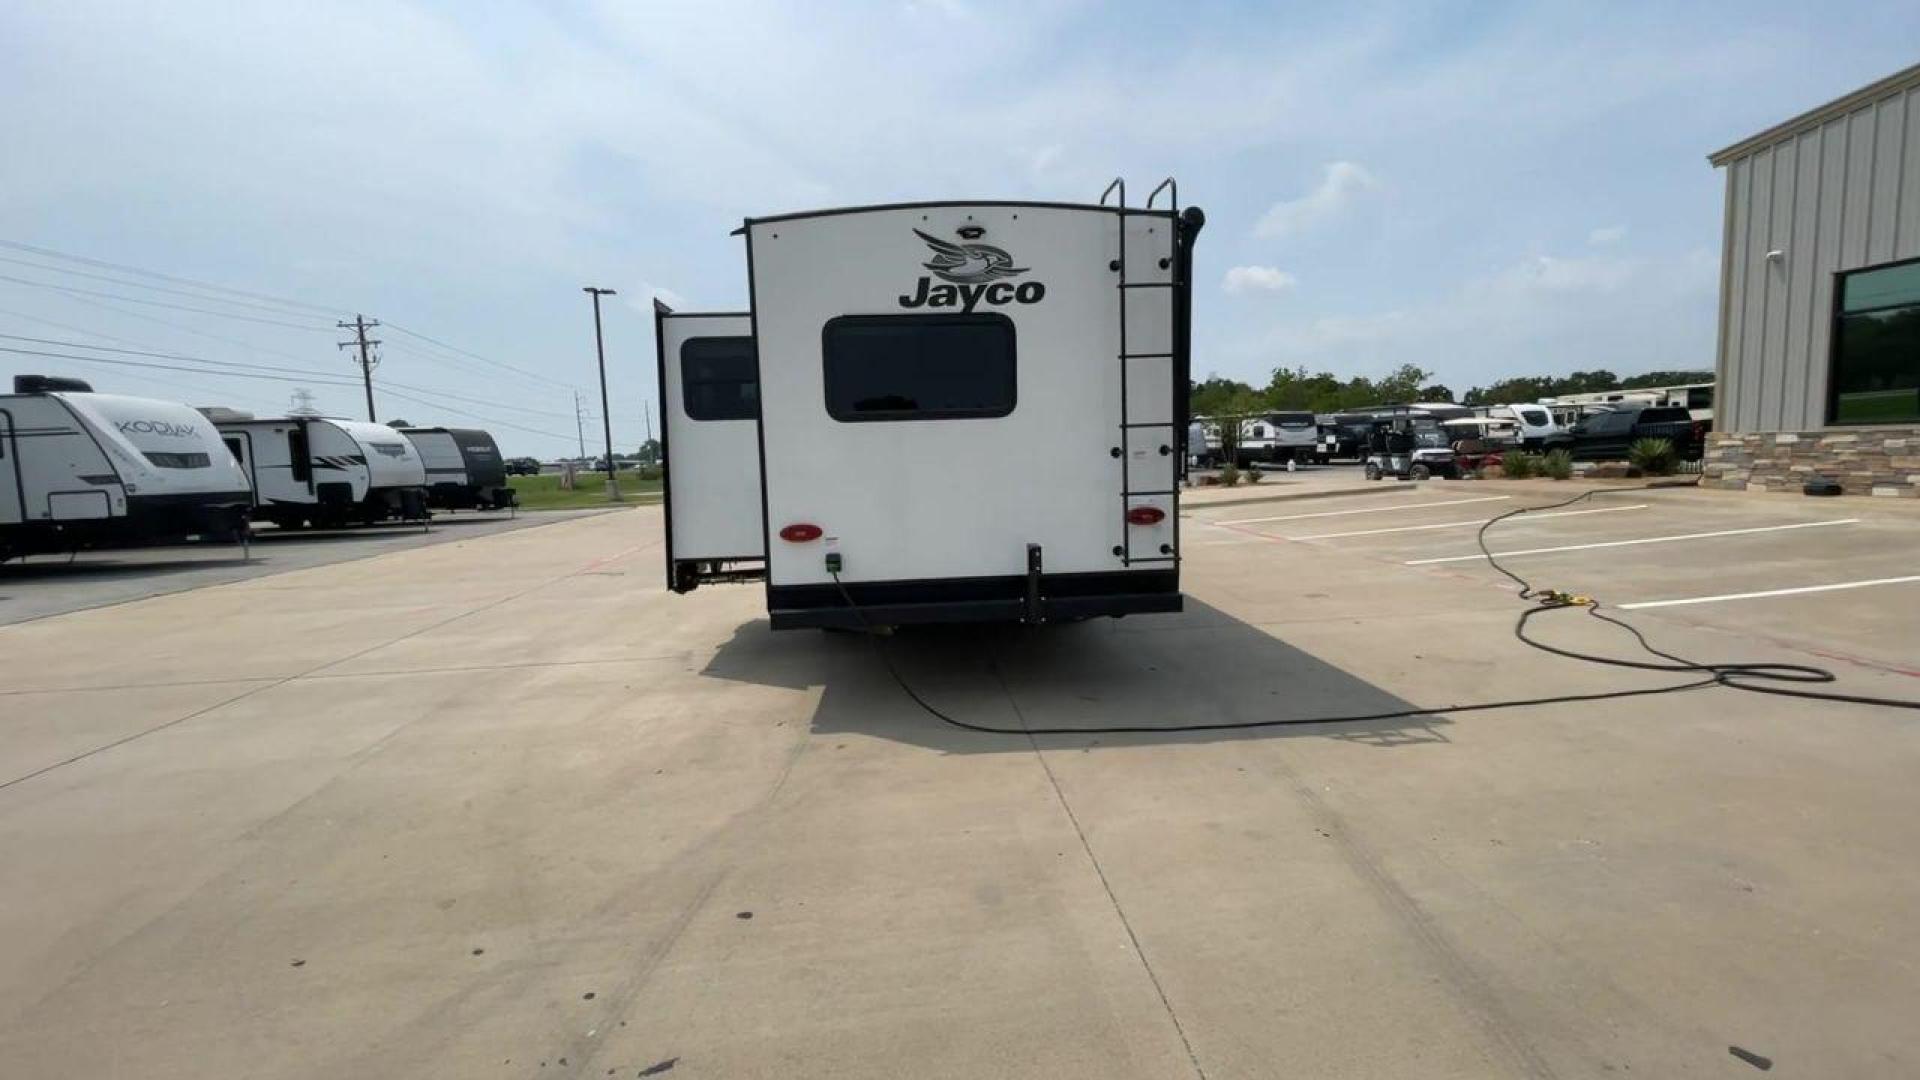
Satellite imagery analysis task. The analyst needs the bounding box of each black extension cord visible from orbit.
[829,484,1920,735]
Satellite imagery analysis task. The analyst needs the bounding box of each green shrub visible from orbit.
[1219,463,1240,487]
[1244,465,1263,484]
[1541,449,1574,480]
[1628,437,1677,476]
[1502,452,1538,479]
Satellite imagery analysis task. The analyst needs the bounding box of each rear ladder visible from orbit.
[1101,177,1183,567]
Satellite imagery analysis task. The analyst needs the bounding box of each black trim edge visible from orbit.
[742,198,1178,231]
[652,298,677,590]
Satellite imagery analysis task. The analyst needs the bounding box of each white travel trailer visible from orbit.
[658,181,1205,628]
[1,375,252,561]
[399,427,516,510]
[214,414,428,528]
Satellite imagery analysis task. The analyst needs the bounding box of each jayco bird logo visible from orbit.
[898,228,1046,311]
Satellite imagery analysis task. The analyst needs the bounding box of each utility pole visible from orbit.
[582,287,620,501]
[573,391,588,461]
[643,401,654,462]
[337,314,381,421]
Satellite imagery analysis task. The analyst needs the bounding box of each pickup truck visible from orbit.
[1540,405,1701,462]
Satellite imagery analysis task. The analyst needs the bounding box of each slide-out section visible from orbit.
[654,302,763,592]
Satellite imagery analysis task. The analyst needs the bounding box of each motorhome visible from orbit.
[213,414,428,528]
[399,427,516,510]
[657,181,1204,628]
[1,375,252,561]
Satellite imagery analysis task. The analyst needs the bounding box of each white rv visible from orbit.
[399,427,516,510]
[214,415,428,529]
[658,182,1205,628]
[1,375,252,561]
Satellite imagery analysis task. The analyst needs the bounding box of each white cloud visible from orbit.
[1222,265,1298,294]
[1253,161,1379,238]
[1589,225,1628,245]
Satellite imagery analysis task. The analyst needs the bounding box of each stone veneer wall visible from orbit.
[1701,427,1920,497]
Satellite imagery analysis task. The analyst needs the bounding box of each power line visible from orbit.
[0,237,349,317]
[376,385,574,442]
[0,272,338,331]
[384,320,572,391]
[0,329,584,420]
[0,253,350,319]
[0,288,338,370]
[0,345,363,388]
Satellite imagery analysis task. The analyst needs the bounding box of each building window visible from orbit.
[822,314,1015,422]
[680,337,758,422]
[1831,259,1920,425]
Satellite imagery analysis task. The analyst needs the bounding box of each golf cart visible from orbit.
[1362,414,1456,481]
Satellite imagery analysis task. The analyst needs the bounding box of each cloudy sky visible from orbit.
[2,1,1916,454]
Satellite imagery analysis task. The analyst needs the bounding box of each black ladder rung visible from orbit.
[1123,489,1177,498]
[1120,281,1174,289]
[1119,421,1172,428]
[1124,556,1179,565]
[1119,352,1174,360]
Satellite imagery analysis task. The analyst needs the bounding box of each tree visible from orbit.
[1190,376,1261,419]
[385,418,413,428]
[1620,369,1713,389]
[636,438,662,464]
[1373,364,1431,403]
[1417,384,1454,402]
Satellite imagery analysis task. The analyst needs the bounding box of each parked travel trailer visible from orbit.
[1,375,252,561]
[399,427,517,510]
[213,414,428,528]
[1252,411,1319,464]
[658,181,1204,628]
[653,304,762,593]
[1479,403,1562,446]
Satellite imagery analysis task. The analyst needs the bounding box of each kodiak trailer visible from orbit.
[213,414,429,528]
[1,376,252,562]
[400,427,517,510]
[657,181,1204,628]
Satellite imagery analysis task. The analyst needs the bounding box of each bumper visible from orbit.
[126,492,251,539]
[768,569,1181,630]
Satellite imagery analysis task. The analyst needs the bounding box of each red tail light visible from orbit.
[1126,506,1166,526]
[779,523,823,543]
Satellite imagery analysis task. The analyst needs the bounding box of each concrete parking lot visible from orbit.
[0,509,611,626]
[3,484,1919,1078]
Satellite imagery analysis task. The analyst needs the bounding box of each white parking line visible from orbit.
[1292,504,1648,541]
[1404,518,1860,566]
[1618,575,1920,610]
[1212,495,1510,526]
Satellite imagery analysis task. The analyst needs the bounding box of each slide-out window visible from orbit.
[822,313,1015,422]
[681,337,759,422]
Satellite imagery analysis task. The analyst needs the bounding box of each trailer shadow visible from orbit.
[700,598,1451,754]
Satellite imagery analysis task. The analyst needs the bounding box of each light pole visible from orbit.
[583,286,620,501]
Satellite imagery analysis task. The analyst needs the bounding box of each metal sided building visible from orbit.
[1705,62,1920,496]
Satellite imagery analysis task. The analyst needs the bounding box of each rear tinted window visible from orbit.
[681,337,759,422]
[1273,413,1315,428]
[1637,407,1690,423]
[822,314,1015,422]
